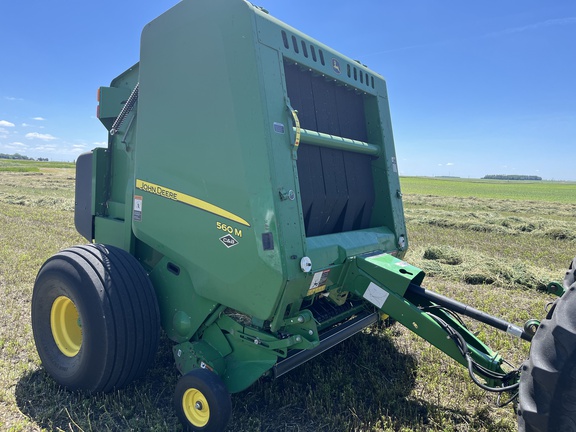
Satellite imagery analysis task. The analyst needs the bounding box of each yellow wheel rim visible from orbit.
[50,296,82,357]
[182,388,210,427]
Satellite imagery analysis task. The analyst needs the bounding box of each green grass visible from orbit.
[0,166,40,173]
[0,159,75,171]
[401,176,576,203]
[0,173,571,431]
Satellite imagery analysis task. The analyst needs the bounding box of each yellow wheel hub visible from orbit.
[50,296,82,357]
[182,388,210,427]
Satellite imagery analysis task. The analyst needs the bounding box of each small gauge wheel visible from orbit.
[174,368,232,431]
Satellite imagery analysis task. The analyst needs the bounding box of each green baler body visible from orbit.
[95,0,405,319]
[83,0,503,394]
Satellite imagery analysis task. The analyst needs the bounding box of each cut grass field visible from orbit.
[401,176,576,203]
[1,166,575,431]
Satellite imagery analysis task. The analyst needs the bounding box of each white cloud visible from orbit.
[4,142,28,150]
[69,144,88,153]
[0,120,15,127]
[26,132,57,141]
[34,144,57,151]
[487,17,576,37]
[93,141,107,147]
[33,117,46,121]
[4,96,23,101]
[446,162,455,166]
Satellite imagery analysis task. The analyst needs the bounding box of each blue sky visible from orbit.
[1,1,575,180]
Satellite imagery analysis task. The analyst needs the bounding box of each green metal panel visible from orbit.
[306,227,399,268]
[367,96,408,253]
[132,0,288,321]
[149,257,219,343]
[93,217,126,249]
[356,253,425,297]
[97,86,131,130]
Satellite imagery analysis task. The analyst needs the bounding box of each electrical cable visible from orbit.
[426,312,520,394]
[423,305,467,329]
[497,391,519,408]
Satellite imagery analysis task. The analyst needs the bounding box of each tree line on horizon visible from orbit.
[482,174,542,181]
[0,153,48,162]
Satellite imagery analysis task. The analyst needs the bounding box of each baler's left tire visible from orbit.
[517,256,576,432]
[31,244,160,393]
[174,369,232,432]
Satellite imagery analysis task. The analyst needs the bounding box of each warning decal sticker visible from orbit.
[307,269,330,295]
[133,195,142,221]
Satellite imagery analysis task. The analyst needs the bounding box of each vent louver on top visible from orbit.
[281,31,375,89]
[282,30,326,66]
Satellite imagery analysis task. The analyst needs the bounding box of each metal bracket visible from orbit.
[286,100,300,159]
[546,281,565,298]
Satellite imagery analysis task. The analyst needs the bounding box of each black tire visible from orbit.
[31,244,160,393]
[174,369,232,432]
[517,256,576,431]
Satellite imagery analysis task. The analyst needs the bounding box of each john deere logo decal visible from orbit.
[220,234,239,248]
[332,58,341,74]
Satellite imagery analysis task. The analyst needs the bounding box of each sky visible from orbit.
[1,1,575,180]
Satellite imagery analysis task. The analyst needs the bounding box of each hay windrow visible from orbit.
[408,245,552,290]
[423,245,463,265]
[403,193,576,219]
[405,207,576,241]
